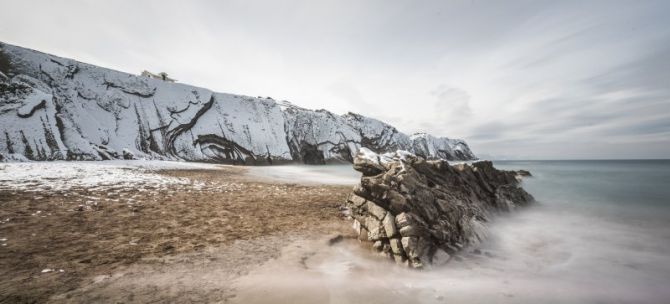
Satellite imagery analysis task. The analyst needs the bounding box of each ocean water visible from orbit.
[235,160,670,303]
[481,160,670,303]
[495,160,670,219]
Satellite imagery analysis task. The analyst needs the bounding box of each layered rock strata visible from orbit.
[345,148,534,268]
[0,42,476,163]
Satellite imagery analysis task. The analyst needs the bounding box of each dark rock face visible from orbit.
[516,169,532,177]
[345,149,534,268]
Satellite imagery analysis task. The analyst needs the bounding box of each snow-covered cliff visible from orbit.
[0,42,476,164]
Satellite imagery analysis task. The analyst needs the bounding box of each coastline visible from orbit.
[2,160,669,303]
[0,162,356,302]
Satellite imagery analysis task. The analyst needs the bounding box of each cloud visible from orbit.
[431,85,472,124]
[1,0,669,159]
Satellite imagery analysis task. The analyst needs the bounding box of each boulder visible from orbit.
[516,169,532,177]
[345,148,534,269]
[122,148,136,160]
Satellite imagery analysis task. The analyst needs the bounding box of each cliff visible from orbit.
[0,42,476,164]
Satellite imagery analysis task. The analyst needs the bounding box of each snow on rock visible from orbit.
[343,112,412,153]
[16,91,48,118]
[410,133,476,161]
[185,93,291,164]
[0,42,476,164]
[0,73,66,161]
[283,105,362,164]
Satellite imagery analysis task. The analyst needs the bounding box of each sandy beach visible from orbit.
[0,162,355,303]
[2,161,670,304]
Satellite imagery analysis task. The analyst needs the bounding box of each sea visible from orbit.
[244,160,670,303]
[482,160,670,303]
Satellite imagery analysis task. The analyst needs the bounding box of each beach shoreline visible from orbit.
[2,160,669,303]
[0,162,355,303]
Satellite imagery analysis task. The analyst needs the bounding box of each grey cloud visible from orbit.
[1,0,669,159]
[431,85,472,124]
[468,122,512,141]
[587,46,670,93]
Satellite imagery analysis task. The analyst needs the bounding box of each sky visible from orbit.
[1,0,669,159]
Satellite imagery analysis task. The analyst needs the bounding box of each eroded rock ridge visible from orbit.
[345,148,534,268]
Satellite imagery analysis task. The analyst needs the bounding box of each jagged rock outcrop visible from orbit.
[0,42,476,163]
[410,132,476,161]
[343,112,413,153]
[282,104,361,164]
[346,148,534,268]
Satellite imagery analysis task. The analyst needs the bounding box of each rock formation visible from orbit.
[345,148,534,268]
[0,42,476,163]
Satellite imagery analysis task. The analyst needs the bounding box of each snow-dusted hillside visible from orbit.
[0,42,476,164]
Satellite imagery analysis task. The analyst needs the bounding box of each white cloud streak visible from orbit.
[1,0,668,159]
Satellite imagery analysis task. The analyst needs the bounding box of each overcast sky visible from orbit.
[1,0,669,159]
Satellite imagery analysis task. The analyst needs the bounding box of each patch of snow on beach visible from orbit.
[0,161,221,192]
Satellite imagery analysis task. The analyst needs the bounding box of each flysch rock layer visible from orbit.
[345,148,534,268]
[0,42,476,164]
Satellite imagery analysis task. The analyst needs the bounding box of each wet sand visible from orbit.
[0,163,354,303]
[3,161,669,303]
